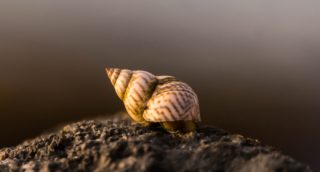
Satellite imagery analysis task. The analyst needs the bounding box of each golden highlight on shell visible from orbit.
[106,67,201,132]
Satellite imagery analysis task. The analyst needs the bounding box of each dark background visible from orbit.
[0,0,319,169]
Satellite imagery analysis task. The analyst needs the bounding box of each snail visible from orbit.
[106,68,201,132]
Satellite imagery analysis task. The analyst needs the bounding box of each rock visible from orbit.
[0,113,313,172]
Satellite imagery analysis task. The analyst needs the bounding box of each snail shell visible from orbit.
[106,68,201,131]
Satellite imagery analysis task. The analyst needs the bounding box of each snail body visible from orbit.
[106,68,201,132]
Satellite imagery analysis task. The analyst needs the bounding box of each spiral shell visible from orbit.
[106,68,201,130]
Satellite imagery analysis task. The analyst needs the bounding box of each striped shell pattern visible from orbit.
[106,68,201,125]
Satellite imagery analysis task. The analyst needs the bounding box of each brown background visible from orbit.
[0,0,319,169]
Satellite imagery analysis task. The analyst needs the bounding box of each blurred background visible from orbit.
[0,0,319,169]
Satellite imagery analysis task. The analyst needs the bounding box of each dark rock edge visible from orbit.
[0,113,313,172]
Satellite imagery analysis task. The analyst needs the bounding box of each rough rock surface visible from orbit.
[0,113,313,172]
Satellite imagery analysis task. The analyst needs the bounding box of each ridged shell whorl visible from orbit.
[106,68,157,124]
[106,68,201,125]
[143,76,200,122]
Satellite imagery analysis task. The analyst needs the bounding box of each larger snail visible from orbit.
[106,68,201,132]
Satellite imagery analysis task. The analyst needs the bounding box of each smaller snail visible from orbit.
[106,68,201,132]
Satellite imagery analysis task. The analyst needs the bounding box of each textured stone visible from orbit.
[0,113,313,172]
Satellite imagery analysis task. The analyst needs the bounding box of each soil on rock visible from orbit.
[0,113,313,172]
